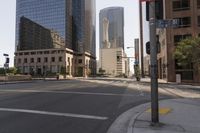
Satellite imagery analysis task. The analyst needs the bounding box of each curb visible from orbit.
[107,102,150,133]
[0,81,34,85]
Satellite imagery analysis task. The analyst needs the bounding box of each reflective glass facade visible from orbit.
[99,7,124,49]
[16,0,96,56]
[16,0,66,50]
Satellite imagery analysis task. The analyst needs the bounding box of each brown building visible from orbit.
[157,0,200,83]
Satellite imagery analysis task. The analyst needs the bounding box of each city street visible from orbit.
[0,79,176,133]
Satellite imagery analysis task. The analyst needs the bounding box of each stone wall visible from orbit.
[0,75,32,81]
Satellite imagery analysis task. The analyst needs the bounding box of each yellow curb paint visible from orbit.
[146,108,172,115]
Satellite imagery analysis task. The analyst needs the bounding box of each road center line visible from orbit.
[0,108,108,120]
[0,90,136,97]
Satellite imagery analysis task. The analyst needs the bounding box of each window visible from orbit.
[174,34,191,44]
[173,0,190,11]
[175,17,191,28]
[31,52,36,55]
[51,50,57,54]
[44,57,48,63]
[78,59,82,64]
[51,57,55,62]
[198,16,200,26]
[59,57,63,62]
[24,58,28,63]
[18,58,21,64]
[31,58,34,63]
[175,60,193,80]
[37,58,41,63]
[44,51,49,54]
[197,0,200,8]
[37,51,43,55]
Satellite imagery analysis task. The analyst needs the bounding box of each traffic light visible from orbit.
[6,58,9,63]
[146,36,161,55]
[146,0,163,21]
[146,42,150,55]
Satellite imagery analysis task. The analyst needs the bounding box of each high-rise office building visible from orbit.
[99,7,127,76]
[15,0,96,77]
[19,17,65,50]
[99,7,124,49]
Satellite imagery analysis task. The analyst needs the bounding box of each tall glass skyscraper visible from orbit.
[16,0,96,56]
[99,7,124,49]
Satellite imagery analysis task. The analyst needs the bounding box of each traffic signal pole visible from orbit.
[149,1,159,124]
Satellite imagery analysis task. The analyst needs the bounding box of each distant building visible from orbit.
[99,7,127,76]
[99,7,124,49]
[100,48,128,77]
[15,0,96,77]
[157,0,200,83]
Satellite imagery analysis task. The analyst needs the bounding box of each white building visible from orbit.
[14,48,96,77]
[100,47,128,76]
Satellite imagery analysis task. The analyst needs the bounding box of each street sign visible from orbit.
[156,19,179,28]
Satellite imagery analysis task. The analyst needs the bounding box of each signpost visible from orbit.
[156,19,179,28]
[149,1,159,124]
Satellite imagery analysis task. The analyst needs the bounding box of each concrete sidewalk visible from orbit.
[108,98,200,133]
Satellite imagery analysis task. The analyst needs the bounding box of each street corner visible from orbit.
[107,102,150,133]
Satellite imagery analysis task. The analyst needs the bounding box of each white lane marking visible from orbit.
[0,90,136,97]
[0,108,108,120]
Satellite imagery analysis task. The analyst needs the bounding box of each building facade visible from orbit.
[99,7,124,49]
[15,0,96,77]
[157,0,200,83]
[100,48,128,76]
[99,7,127,76]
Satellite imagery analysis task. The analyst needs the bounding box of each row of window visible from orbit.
[174,33,200,44]
[173,16,200,28]
[16,50,65,56]
[17,57,63,64]
[173,0,200,11]
[174,34,192,44]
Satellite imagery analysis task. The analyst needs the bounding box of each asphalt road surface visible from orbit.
[0,79,173,133]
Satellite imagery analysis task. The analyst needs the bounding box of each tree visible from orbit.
[174,37,200,67]
[7,67,18,75]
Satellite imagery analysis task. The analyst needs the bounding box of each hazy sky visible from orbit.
[0,0,143,71]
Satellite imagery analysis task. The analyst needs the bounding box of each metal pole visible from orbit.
[139,1,144,78]
[149,1,159,124]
